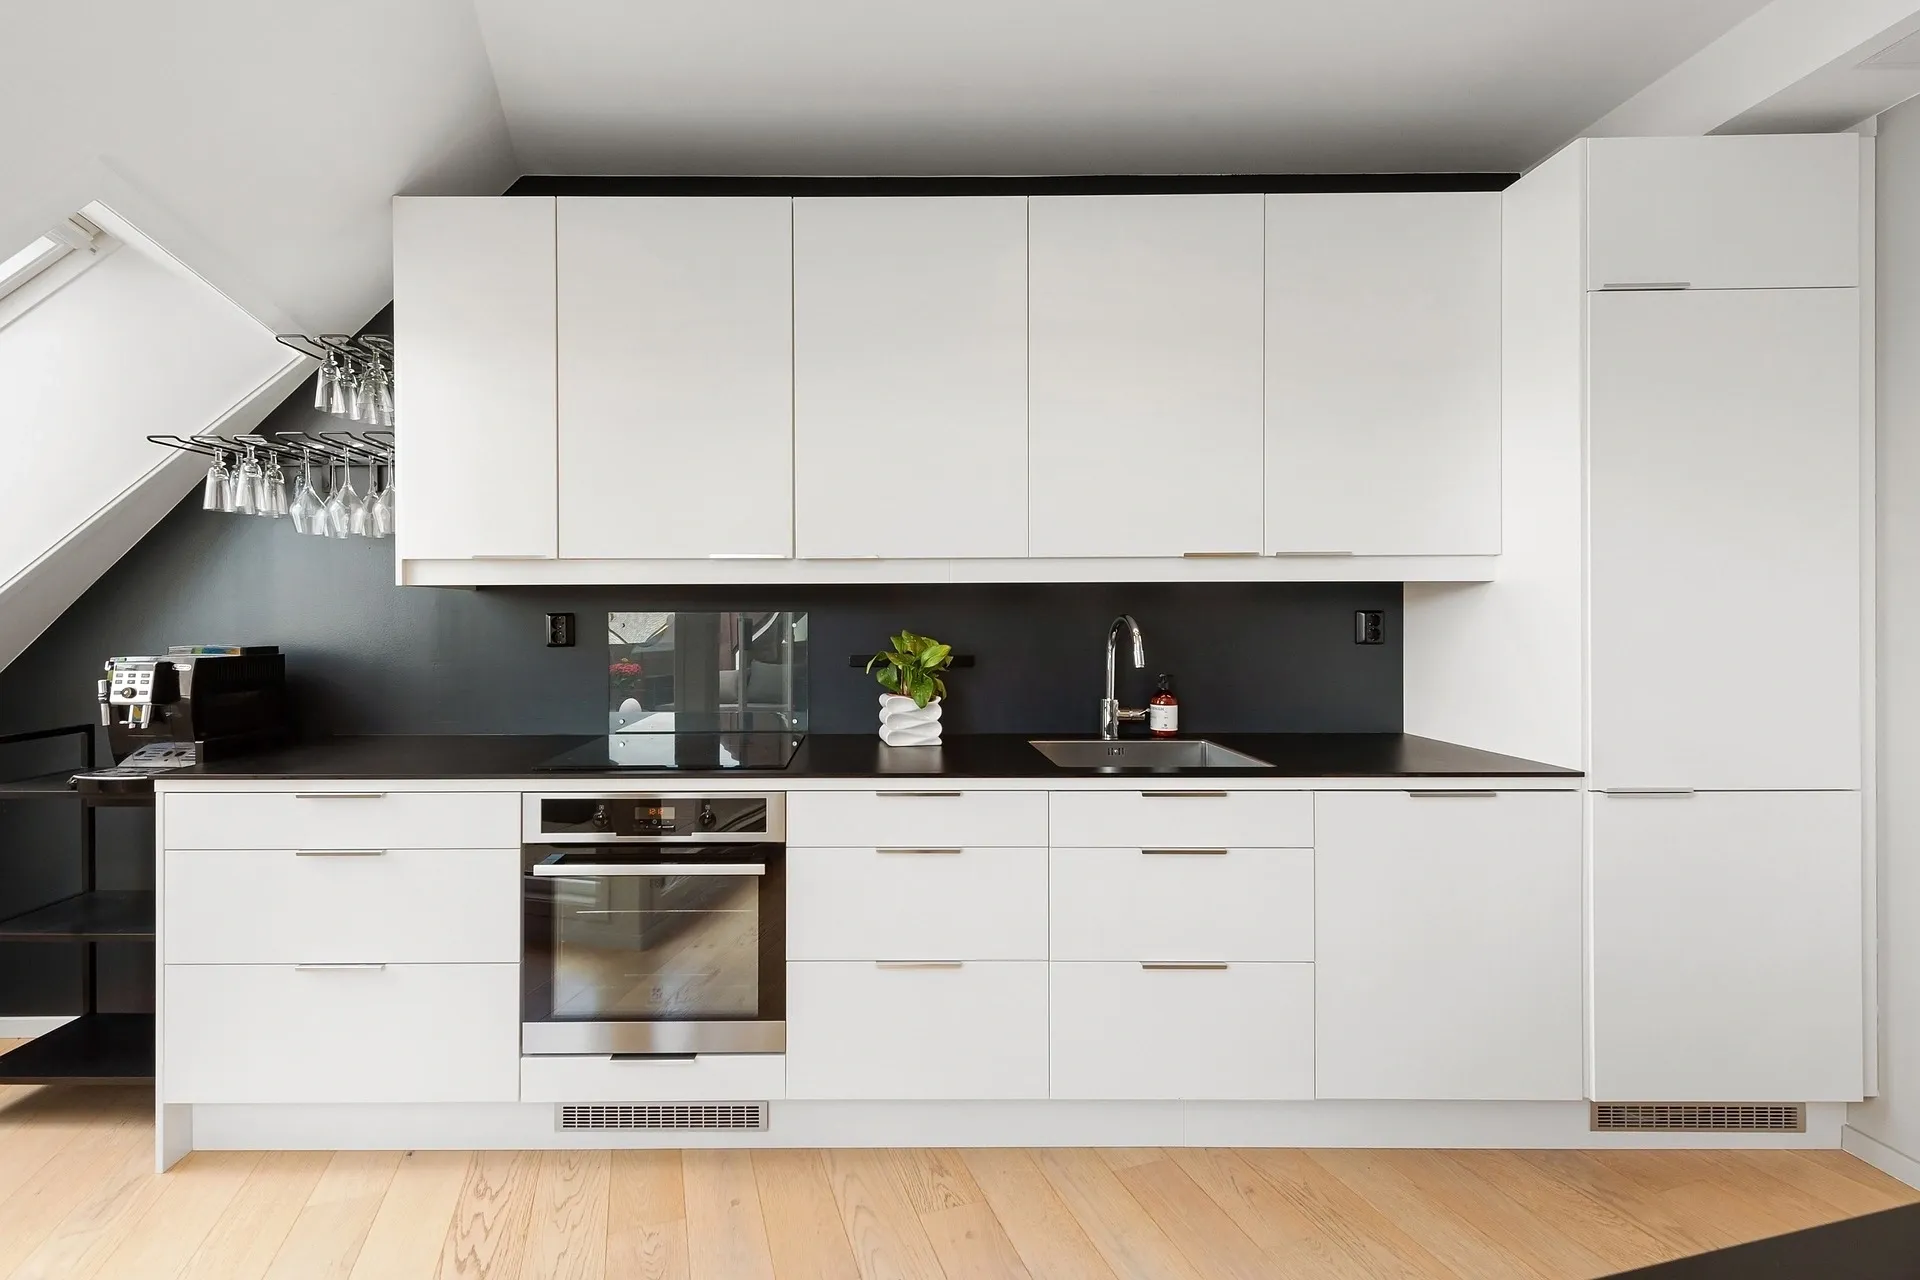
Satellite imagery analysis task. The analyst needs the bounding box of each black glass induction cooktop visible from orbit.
[533,732,804,772]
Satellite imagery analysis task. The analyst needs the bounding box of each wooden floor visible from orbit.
[0,1082,1912,1280]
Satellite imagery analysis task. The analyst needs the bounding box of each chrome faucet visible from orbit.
[1101,615,1147,740]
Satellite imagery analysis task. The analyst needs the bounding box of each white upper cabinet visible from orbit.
[556,197,793,560]
[1585,135,1860,290]
[1587,287,1861,791]
[1264,192,1502,556]
[794,198,1027,559]
[393,197,557,561]
[1027,194,1265,558]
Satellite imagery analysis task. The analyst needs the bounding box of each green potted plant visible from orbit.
[866,630,953,746]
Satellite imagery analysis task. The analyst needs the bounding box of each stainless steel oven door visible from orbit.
[521,846,786,1054]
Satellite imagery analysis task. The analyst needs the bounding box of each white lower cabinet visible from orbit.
[1049,847,1313,961]
[1591,790,1864,1102]
[788,847,1046,960]
[1049,962,1314,1100]
[520,1053,786,1104]
[1313,790,1583,1100]
[785,961,1047,1099]
[163,963,519,1104]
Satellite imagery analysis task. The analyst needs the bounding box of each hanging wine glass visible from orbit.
[202,450,233,512]
[324,457,357,538]
[259,453,288,518]
[289,451,324,535]
[231,445,261,516]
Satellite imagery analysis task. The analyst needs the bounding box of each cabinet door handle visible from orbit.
[876,791,962,799]
[707,552,788,560]
[876,848,963,856]
[294,963,386,971]
[1268,550,1356,557]
[1598,281,1692,291]
[1141,962,1229,971]
[470,554,550,560]
[1181,550,1261,559]
[1139,791,1228,799]
[295,848,387,857]
[1596,788,1696,797]
[293,792,387,801]
[1142,848,1229,856]
[1404,790,1498,799]
[875,961,964,970]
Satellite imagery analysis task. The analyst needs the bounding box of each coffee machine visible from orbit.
[82,646,290,793]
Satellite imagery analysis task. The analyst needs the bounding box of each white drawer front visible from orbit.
[165,790,520,851]
[165,847,519,964]
[162,963,519,1104]
[1049,961,1314,1100]
[786,961,1047,1099]
[786,790,1046,848]
[521,1053,786,1103]
[789,847,1046,960]
[1050,848,1313,961]
[1048,790,1312,849]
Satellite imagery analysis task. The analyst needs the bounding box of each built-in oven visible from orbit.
[521,793,784,1055]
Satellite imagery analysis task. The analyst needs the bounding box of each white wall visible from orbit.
[1850,93,1920,1180]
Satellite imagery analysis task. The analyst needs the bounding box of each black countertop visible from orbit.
[165,733,1579,781]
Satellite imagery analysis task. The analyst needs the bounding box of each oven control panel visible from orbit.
[528,793,784,842]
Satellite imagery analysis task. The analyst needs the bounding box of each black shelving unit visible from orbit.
[0,725,154,1085]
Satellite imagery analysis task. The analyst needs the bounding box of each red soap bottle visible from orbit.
[1149,674,1179,738]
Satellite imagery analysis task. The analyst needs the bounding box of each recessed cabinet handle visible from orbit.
[876,848,963,856]
[1596,788,1696,797]
[1139,791,1228,799]
[1598,281,1692,291]
[294,963,386,971]
[470,554,550,560]
[707,552,788,560]
[1181,551,1261,559]
[295,848,387,857]
[875,961,964,970]
[876,791,962,799]
[1142,848,1229,856]
[293,792,387,800]
[1268,550,1356,557]
[1404,791,1498,799]
[1141,962,1229,971]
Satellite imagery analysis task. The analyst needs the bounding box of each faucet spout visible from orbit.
[1101,615,1147,740]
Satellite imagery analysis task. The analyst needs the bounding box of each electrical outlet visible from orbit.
[1354,610,1385,645]
[545,613,575,648]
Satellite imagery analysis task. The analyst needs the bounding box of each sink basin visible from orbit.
[1028,738,1275,771]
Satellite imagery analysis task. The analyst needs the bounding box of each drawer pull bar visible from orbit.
[875,961,964,970]
[876,848,963,856]
[293,792,387,800]
[1596,788,1696,797]
[1142,848,1229,856]
[1598,281,1692,291]
[293,963,386,971]
[1141,962,1229,971]
[1139,791,1228,799]
[611,1053,697,1062]
[876,791,963,798]
[533,863,766,878]
[1181,550,1261,559]
[295,849,387,857]
[1404,790,1498,799]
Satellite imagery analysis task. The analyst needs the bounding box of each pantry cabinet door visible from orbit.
[1027,194,1265,558]
[794,197,1027,558]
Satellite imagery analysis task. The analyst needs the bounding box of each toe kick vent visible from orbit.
[558,1102,769,1132]
[1591,1102,1804,1133]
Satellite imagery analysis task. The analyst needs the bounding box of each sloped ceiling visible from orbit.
[0,0,516,338]
[472,0,1774,175]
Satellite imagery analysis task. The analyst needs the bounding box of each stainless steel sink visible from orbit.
[1028,738,1275,771]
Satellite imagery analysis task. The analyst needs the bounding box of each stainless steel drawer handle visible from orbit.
[876,848,963,856]
[293,792,387,800]
[1268,550,1356,557]
[1181,550,1260,559]
[707,552,788,560]
[1404,791,1498,799]
[1142,848,1229,856]
[294,963,386,971]
[469,554,551,561]
[875,961,964,970]
[1139,791,1228,799]
[1596,788,1696,797]
[1141,962,1229,971]
[876,791,962,798]
[532,863,766,878]
[295,849,387,857]
[1598,281,1692,291]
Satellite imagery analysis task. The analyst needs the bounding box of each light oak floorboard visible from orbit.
[1237,1147,1456,1279]
[888,1148,984,1214]
[260,1150,403,1280]
[1031,1147,1208,1280]
[920,1200,1033,1280]
[95,1151,262,1280]
[347,1151,472,1280]
[1114,1156,1279,1280]
[822,1148,949,1280]
[682,1150,776,1280]
[959,1149,1119,1280]
[1450,1151,1675,1275]
[436,1150,539,1280]
[0,1103,151,1276]
[1295,1148,1539,1280]
[609,1150,692,1280]
[178,1151,332,1280]
[1167,1148,1382,1280]
[522,1150,609,1280]
[752,1150,860,1280]
[6,1135,174,1280]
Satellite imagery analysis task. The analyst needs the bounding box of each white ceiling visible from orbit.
[473,0,1775,175]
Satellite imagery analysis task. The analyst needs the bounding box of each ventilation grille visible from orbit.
[1591,1102,1804,1133]
[559,1102,769,1131]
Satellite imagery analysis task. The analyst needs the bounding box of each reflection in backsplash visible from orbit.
[607,611,808,734]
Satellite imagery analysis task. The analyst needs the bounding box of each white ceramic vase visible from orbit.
[878,694,942,746]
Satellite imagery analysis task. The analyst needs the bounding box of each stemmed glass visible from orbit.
[324,459,358,538]
[371,460,396,538]
[231,445,261,516]
[289,452,325,535]
[202,450,233,512]
[259,454,288,518]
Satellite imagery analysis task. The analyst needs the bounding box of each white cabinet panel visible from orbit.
[786,961,1047,1099]
[788,847,1046,960]
[1588,288,1860,790]
[163,963,520,1104]
[1027,194,1265,557]
[1591,791,1863,1102]
[1313,790,1582,1100]
[1264,192,1502,555]
[786,790,1047,848]
[165,847,518,965]
[163,790,520,851]
[1049,962,1313,1100]
[557,197,793,559]
[1047,789,1312,849]
[1586,135,1860,290]
[393,196,556,561]
[1049,847,1313,962]
[794,197,1026,558]
[520,1053,785,1103]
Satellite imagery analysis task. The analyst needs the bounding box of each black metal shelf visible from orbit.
[0,890,154,942]
[0,771,79,799]
[0,1014,153,1084]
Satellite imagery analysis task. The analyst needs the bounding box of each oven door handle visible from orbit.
[531,860,766,878]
